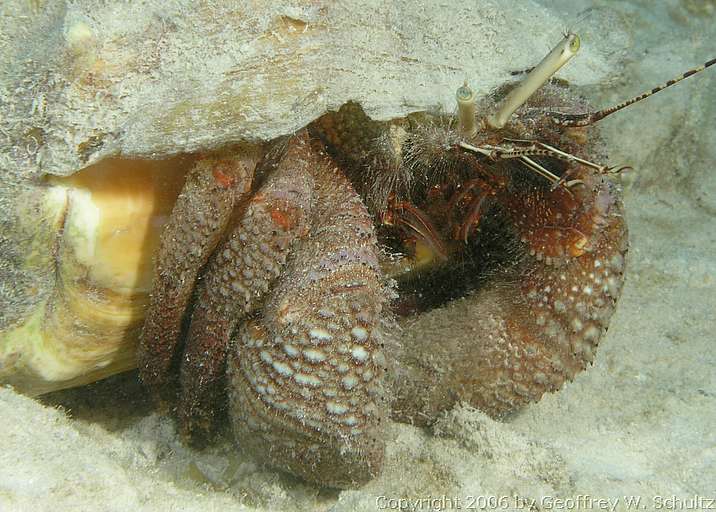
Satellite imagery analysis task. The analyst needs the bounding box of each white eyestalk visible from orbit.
[487,32,581,130]
[456,82,478,138]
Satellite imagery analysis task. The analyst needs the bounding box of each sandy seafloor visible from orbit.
[1,1,715,511]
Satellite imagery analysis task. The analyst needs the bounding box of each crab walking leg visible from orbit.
[227,143,389,488]
[178,135,317,439]
[138,156,252,396]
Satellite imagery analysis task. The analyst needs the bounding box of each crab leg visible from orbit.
[461,141,562,185]
[228,139,388,488]
[458,140,602,188]
[138,155,253,398]
[384,199,450,262]
[502,138,631,175]
[178,135,317,440]
[459,141,560,182]
[446,179,494,242]
[519,156,563,185]
[457,190,490,242]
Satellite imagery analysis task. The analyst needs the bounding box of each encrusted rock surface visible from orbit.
[1,0,613,179]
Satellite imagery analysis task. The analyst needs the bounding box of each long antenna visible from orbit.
[549,57,716,127]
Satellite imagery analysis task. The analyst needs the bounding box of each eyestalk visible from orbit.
[487,33,580,129]
[456,82,478,138]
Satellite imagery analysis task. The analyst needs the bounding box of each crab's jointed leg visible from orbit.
[446,178,495,242]
[383,196,451,261]
[225,134,389,488]
[177,136,318,439]
[138,155,253,398]
[458,141,563,185]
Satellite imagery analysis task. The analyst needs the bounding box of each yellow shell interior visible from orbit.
[0,157,193,394]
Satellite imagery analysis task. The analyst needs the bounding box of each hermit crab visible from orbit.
[0,16,713,490]
[133,32,714,488]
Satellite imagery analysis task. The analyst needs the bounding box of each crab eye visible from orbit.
[456,83,473,101]
[567,33,581,53]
